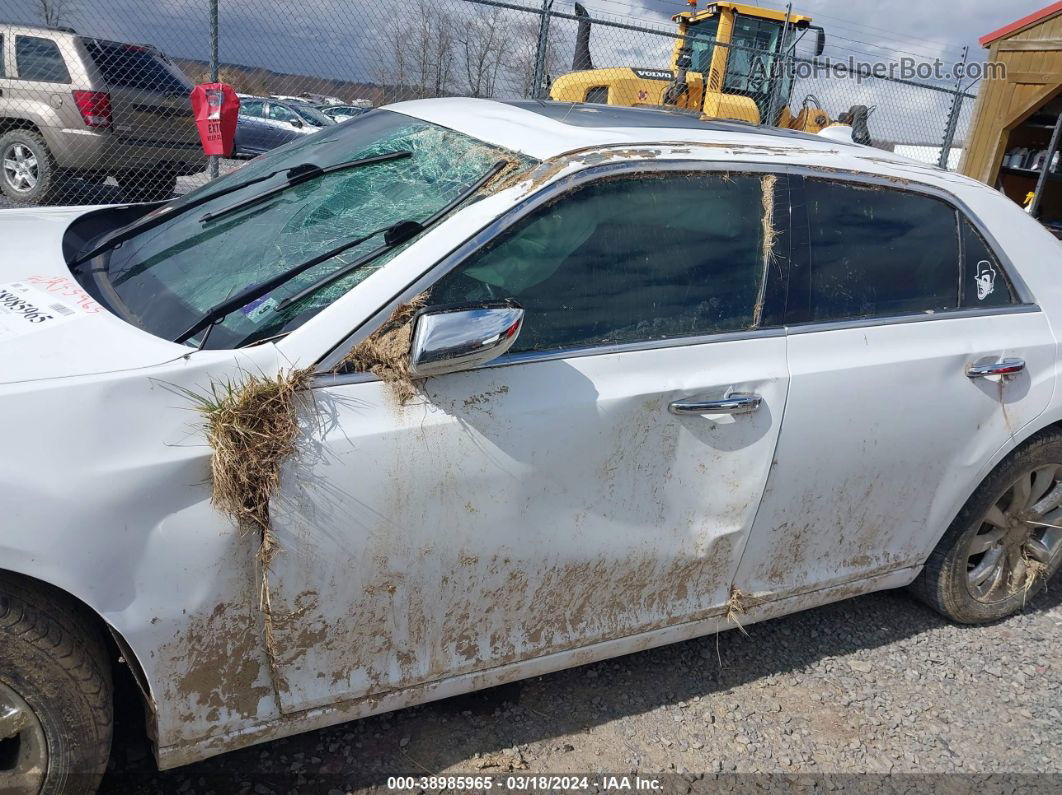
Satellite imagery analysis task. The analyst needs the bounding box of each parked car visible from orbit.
[1,98,1061,792]
[298,92,345,106]
[0,23,204,204]
[320,104,370,122]
[233,95,335,156]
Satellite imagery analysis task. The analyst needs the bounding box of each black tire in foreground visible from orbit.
[117,168,178,203]
[914,427,1062,624]
[0,129,60,205]
[0,574,113,794]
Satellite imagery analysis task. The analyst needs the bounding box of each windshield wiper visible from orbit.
[178,159,509,348]
[198,150,412,224]
[69,150,412,269]
[173,218,419,345]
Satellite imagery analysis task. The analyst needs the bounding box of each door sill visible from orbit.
[157,564,920,769]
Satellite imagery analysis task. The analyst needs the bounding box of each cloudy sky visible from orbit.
[633,0,1050,59]
[2,0,1050,75]
[0,0,1054,143]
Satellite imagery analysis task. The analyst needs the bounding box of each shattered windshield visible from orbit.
[100,110,527,348]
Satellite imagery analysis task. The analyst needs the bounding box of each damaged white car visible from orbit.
[2,98,1061,793]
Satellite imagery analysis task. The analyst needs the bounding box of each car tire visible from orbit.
[0,129,60,205]
[913,427,1062,624]
[0,574,113,794]
[118,168,177,203]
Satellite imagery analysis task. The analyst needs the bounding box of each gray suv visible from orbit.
[0,24,205,204]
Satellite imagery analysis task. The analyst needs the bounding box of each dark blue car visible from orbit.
[233,97,335,157]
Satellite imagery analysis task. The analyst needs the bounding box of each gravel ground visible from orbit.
[99,584,1062,793]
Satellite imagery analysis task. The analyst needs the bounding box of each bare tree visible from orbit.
[379,0,457,100]
[35,0,77,28]
[459,8,507,98]
[507,18,564,99]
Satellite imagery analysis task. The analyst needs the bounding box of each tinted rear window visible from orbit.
[82,39,190,94]
[800,179,960,321]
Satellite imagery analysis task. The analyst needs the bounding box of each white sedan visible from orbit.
[1,98,1060,792]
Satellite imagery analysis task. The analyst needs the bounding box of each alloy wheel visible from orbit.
[0,680,47,795]
[2,144,39,193]
[966,463,1062,603]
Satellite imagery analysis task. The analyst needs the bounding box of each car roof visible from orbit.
[0,22,79,40]
[385,97,949,179]
[503,99,829,143]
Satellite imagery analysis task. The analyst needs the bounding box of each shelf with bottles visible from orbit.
[1001,110,1061,173]
[1001,143,1061,174]
[1000,165,1062,182]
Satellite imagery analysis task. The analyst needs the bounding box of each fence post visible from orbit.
[937,45,968,170]
[209,0,220,180]
[531,0,554,99]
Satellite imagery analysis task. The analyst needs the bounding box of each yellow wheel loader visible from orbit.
[550,1,872,144]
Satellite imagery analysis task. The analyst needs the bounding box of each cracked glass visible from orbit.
[101,109,528,348]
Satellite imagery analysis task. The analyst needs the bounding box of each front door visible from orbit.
[737,175,1056,597]
[268,166,793,712]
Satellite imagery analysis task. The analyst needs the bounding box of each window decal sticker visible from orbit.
[975,260,996,301]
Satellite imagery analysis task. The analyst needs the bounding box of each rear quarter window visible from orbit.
[15,36,70,83]
[961,217,1018,308]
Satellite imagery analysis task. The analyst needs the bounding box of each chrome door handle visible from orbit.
[967,358,1025,378]
[669,393,762,416]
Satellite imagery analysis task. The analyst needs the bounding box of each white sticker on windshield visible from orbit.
[242,296,278,323]
[0,281,84,341]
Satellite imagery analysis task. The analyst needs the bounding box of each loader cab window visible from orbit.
[687,17,721,74]
[724,16,787,121]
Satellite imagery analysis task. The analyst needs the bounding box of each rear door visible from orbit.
[267,165,795,712]
[79,38,197,146]
[736,174,1055,597]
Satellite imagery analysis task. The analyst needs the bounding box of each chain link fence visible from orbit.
[0,0,977,207]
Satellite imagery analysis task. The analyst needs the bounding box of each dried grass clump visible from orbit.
[724,586,753,637]
[185,367,312,569]
[340,292,429,404]
[760,174,778,265]
[1020,551,1049,606]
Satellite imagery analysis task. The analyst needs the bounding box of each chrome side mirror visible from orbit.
[409,301,524,378]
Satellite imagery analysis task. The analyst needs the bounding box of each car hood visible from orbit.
[0,206,186,385]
